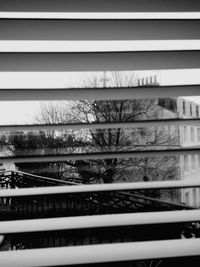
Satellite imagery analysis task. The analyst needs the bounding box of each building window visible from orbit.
[191,127,195,142]
[190,103,193,116]
[198,154,200,168]
[191,154,196,171]
[196,106,199,117]
[193,189,197,207]
[184,155,189,172]
[183,126,187,142]
[182,101,186,115]
[197,128,200,142]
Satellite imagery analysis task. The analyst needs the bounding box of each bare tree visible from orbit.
[31,71,179,186]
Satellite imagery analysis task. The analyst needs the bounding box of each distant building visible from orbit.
[158,97,200,207]
[136,76,200,207]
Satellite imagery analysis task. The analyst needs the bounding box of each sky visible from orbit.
[0,69,200,125]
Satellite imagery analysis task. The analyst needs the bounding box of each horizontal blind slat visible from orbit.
[1,12,200,20]
[0,179,200,197]
[1,20,200,40]
[0,118,200,132]
[1,0,200,12]
[0,85,199,101]
[0,52,200,71]
[1,210,200,233]
[1,40,200,52]
[0,239,200,267]
[0,148,200,164]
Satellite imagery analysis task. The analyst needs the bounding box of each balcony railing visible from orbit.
[0,171,194,221]
[0,170,76,189]
[0,175,199,259]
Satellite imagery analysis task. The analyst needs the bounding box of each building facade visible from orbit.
[138,75,200,207]
[159,97,200,207]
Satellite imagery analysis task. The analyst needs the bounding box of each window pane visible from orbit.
[191,127,195,142]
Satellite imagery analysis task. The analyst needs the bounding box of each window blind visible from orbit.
[0,0,200,266]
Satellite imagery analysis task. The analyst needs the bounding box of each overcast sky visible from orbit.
[0,69,200,125]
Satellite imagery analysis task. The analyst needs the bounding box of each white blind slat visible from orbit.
[1,0,200,12]
[1,20,200,40]
[0,148,199,166]
[0,40,200,52]
[0,239,199,267]
[0,52,200,71]
[0,210,199,234]
[0,118,199,132]
[0,179,199,197]
[1,12,200,20]
[0,85,199,101]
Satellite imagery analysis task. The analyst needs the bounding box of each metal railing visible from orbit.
[0,175,195,221]
[0,210,199,251]
[0,174,198,253]
[0,170,76,189]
